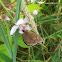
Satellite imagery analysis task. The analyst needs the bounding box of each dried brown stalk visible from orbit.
[23,3,39,34]
[46,57,51,62]
[45,2,58,4]
[54,41,61,53]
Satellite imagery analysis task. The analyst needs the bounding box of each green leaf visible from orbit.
[20,14,23,18]
[11,0,15,3]
[11,0,16,5]
[27,4,41,13]
[11,0,16,9]
[0,44,12,62]
[0,53,12,62]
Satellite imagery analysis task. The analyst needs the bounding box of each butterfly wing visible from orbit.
[28,32,42,43]
[23,31,42,46]
[23,31,37,46]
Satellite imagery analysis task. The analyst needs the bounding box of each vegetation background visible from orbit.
[0,0,62,62]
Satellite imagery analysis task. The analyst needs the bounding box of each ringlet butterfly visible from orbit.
[23,30,42,46]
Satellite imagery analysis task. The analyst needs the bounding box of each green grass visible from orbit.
[0,0,62,62]
[13,0,21,62]
[0,21,13,58]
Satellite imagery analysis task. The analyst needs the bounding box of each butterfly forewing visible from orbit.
[23,31,37,46]
[23,31,42,46]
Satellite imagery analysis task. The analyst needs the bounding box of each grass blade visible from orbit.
[0,23,13,58]
[31,47,35,60]
[13,0,21,62]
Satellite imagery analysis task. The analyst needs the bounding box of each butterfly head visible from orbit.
[22,30,25,32]
[22,30,29,33]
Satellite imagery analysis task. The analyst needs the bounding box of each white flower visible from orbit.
[10,18,30,35]
[5,16,10,21]
[32,10,38,15]
[19,24,24,34]
[15,18,28,26]
[10,25,18,35]
[38,1,45,4]
[15,18,24,26]
[19,25,31,34]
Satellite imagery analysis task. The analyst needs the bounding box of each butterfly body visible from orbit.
[23,31,42,46]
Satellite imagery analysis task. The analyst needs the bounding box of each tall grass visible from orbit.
[0,0,62,62]
[13,0,21,62]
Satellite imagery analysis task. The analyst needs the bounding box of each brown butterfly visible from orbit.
[23,30,42,46]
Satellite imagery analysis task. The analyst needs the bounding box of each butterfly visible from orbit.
[23,30,42,46]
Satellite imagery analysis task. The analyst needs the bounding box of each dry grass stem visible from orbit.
[46,57,51,62]
[54,41,61,53]
[23,2,39,34]
[45,2,58,4]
